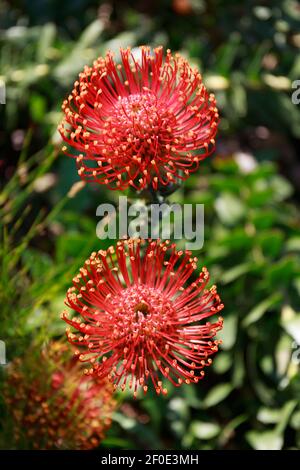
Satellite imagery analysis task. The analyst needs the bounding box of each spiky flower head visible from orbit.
[3,341,116,449]
[59,46,219,191]
[62,239,224,397]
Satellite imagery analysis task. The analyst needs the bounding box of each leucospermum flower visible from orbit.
[62,239,224,397]
[4,342,116,449]
[58,46,219,190]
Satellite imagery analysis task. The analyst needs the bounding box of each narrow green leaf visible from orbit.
[242,293,281,327]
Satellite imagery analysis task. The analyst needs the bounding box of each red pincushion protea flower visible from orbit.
[4,342,116,449]
[58,46,219,191]
[62,239,224,397]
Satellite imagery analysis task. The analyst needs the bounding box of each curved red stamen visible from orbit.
[62,239,224,397]
[58,46,219,191]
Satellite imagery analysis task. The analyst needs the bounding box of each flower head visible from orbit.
[59,46,219,191]
[4,342,116,449]
[62,239,224,397]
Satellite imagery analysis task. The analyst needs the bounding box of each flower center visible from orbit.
[110,285,175,342]
[131,103,142,113]
[134,301,149,320]
[110,91,176,163]
[117,92,157,123]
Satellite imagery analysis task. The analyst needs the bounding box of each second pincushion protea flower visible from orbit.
[58,46,219,191]
[4,342,116,449]
[62,239,224,397]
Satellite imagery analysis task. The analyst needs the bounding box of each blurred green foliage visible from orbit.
[1,0,300,450]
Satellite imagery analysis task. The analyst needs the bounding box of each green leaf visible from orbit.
[21,248,52,278]
[242,293,282,327]
[219,229,253,251]
[270,175,294,201]
[29,93,47,122]
[232,351,246,388]
[221,263,252,284]
[275,333,292,376]
[36,23,56,62]
[275,400,297,435]
[281,307,300,345]
[257,408,282,424]
[214,32,241,77]
[286,237,300,252]
[101,437,134,449]
[214,193,245,225]
[246,430,283,450]
[213,352,232,374]
[291,411,300,430]
[246,42,270,82]
[251,210,277,229]
[168,398,189,420]
[257,230,284,258]
[191,421,221,440]
[76,19,105,48]
[230,81,247,117]
[202,383,233,408]
[266,258,295,286]
[218,313,238,350]
[113,413,136,430]
[218,415,248,446]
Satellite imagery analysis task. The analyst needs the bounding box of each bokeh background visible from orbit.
[1,0,300,450]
